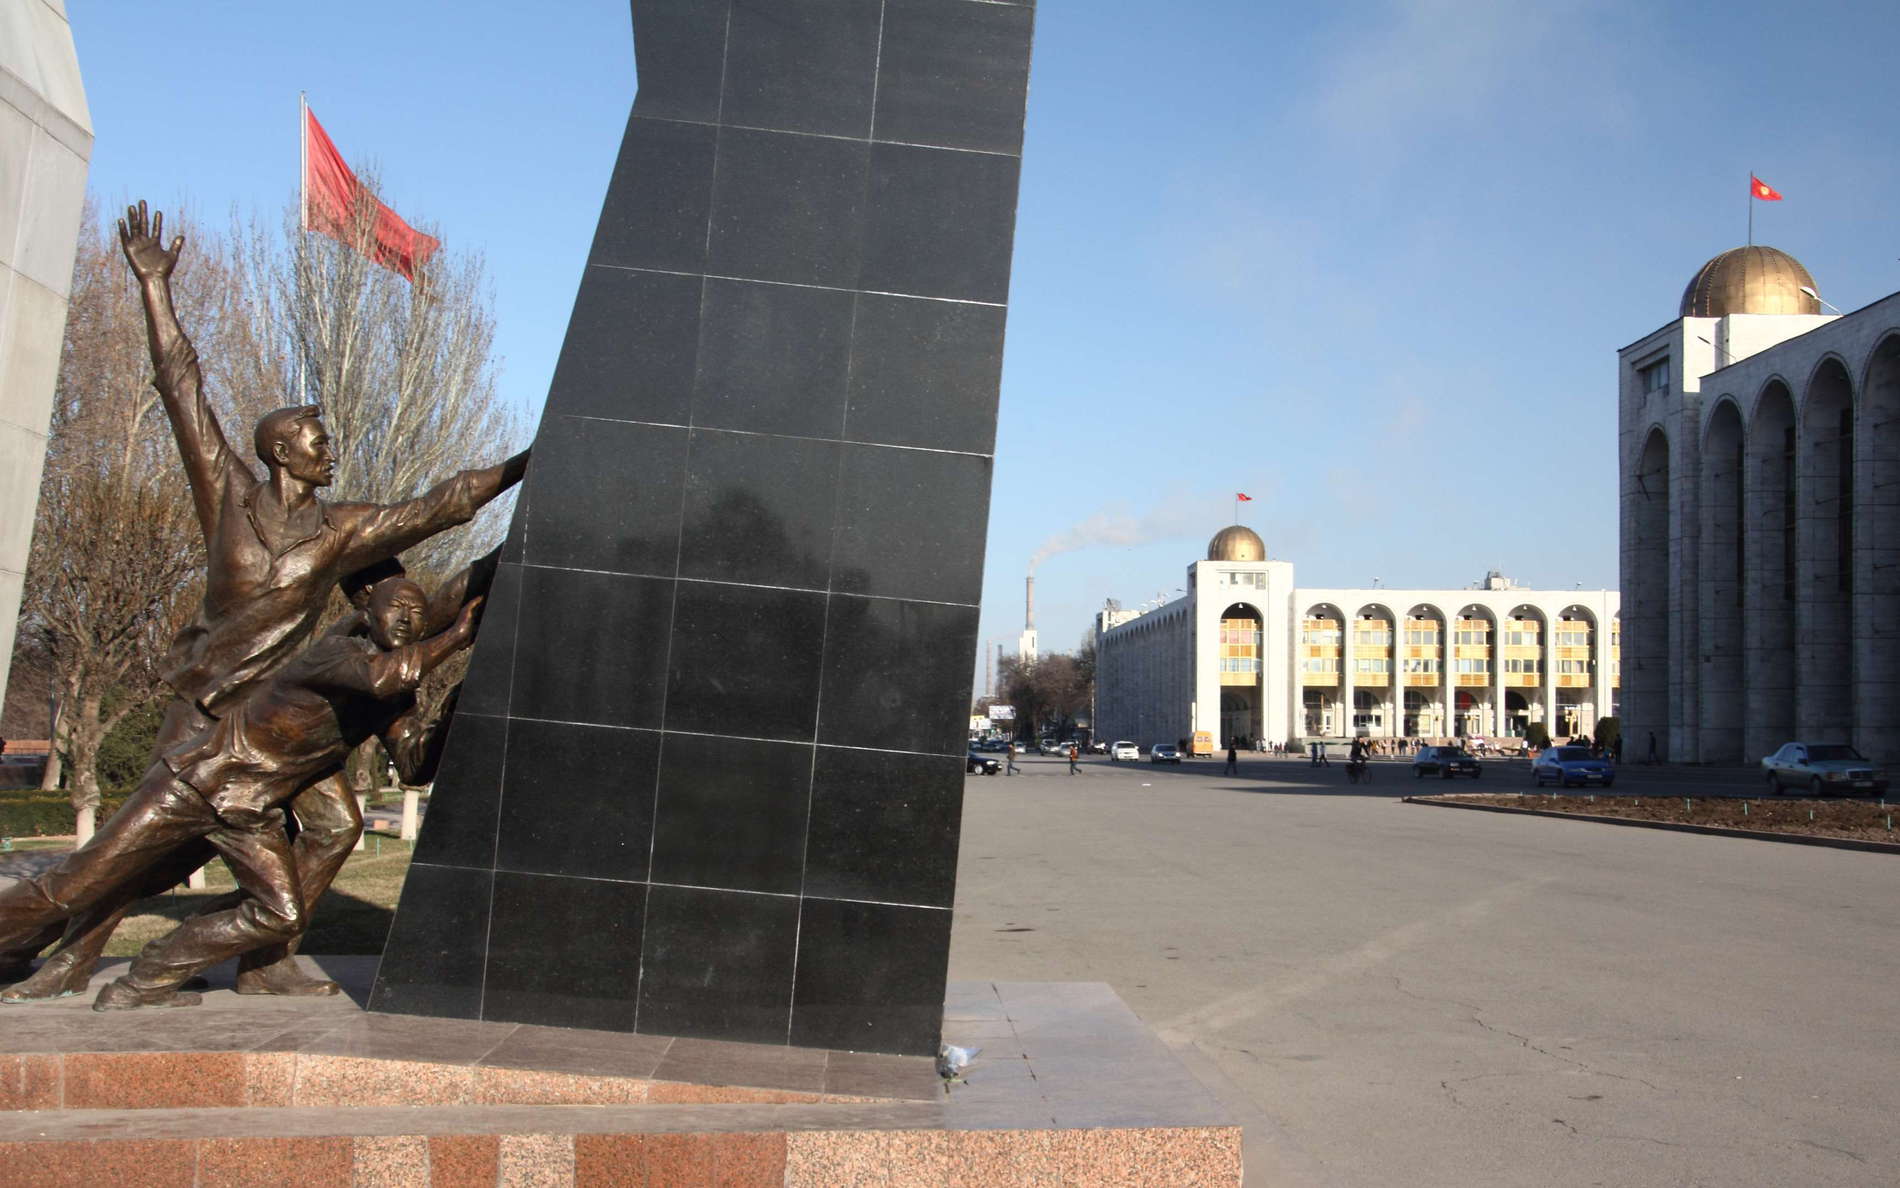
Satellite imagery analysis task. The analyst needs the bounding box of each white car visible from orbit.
[1110,741,1139,761]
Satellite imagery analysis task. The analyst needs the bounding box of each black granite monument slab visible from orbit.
[370,0,1034,1057]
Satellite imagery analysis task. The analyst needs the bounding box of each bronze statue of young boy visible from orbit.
[0,580,481,1010]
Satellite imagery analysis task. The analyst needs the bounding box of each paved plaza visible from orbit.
[948,753,1900,1186]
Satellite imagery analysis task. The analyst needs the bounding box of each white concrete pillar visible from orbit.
[352,794,369,852]
[1542,633,1558,741]
[1334,613,1352,739]
[186,866,207,890]
[1491,618,1508,738]
[400,788,421,841]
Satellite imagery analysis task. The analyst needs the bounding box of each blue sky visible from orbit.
[69,0,1900,683]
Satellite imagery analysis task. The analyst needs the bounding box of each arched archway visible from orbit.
[1798,358,1854,738]
[1500,604,1547,738]
[1552,606,1597,739]
[1745,383,1796,756]
[1217,601,1265,747]
[1300,604,1344,737]
[1857,334,1900,762]
[1700,400,1745,760]
[1351,602,1396,737]
[1451,604,1497,737]
[1401,603,1448,737]
[1628,428,1671,758]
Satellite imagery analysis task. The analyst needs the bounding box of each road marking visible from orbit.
[1154,875,1554,1042]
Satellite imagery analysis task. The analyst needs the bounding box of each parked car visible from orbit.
[1149,743,1182,764]
[1038,740,1065,756]
[1110,740,1140,762]
[1761,742,1887,794]
[1413,746,1481,779]
[1087,740,1109,754]
[967,751,1002,776]
[1531,746,1614,788]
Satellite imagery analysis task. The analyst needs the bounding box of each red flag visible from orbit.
[1750,174,1783,201]
[1236,492,1254,501]
[302,106,440,282]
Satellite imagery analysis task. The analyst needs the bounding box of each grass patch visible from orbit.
[1423,793,1900,843]
[100,837,415,958]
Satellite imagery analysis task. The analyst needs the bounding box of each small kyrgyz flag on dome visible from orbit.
[1236,492,1254,501]
[1751,175,1783,201]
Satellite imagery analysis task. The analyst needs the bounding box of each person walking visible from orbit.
[1225,742,1238,775]
[1068,743,1080,775]
[1005,742,1019,776]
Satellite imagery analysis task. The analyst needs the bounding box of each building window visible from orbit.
[1402,657,1441,674]
[1354,657,1391,674]
[1303,658,1339,674]
[1639,358,1670,394]
[1453,658,1490,674]
[1503,658,1542,674]
[1354,626,1391,646]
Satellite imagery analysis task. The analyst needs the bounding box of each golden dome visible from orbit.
[1207,525,1266,561]
[1679,246,1821,317]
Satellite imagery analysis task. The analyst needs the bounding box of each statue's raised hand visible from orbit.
[118,200,184,280]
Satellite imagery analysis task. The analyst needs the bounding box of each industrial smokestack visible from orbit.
[1025,575,1036,631]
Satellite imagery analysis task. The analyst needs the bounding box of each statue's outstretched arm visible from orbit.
[336,449,530,572]
[119,200,249,533]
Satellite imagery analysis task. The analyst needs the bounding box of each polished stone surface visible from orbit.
[0,966,1242,1185]
[372,0,1035,1055]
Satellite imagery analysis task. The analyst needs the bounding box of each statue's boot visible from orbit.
[0,950,92,1003]
[234,952,339,997]
[91,977,202,1011]
[0,924,66,983]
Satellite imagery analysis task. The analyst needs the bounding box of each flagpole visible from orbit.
[1747,170,1753,246]
[297,92,308,402]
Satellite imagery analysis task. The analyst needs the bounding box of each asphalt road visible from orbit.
[947,753,1900,1187]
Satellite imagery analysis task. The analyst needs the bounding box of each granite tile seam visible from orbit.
[865,0,890,144]
[505,564,984,609]
[613,113,1024,160]
[553,413,997,460]
[779,349,859,1044]
[632,363,708,1038]
[471,493,533,1022]
[0,1101,954,1141]
[589,263,1010,309]
[459,716,975,760]
[399,861,958,914]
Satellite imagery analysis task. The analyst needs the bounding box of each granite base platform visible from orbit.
[0,957,1239,1186]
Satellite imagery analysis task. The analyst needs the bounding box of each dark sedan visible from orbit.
[967,751,1001,775]
[1413,746,1481,779]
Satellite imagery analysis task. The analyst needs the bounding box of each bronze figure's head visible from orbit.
[367,579,430,650]
[253,404,336,486]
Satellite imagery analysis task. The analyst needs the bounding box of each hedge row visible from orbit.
[0,793,130,839]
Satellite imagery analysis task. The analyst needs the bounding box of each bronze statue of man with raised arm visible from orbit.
[0,202,528,1001]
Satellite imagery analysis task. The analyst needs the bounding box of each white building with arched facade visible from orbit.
[1093,526,1619,748]
[1620,244,1900,765]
